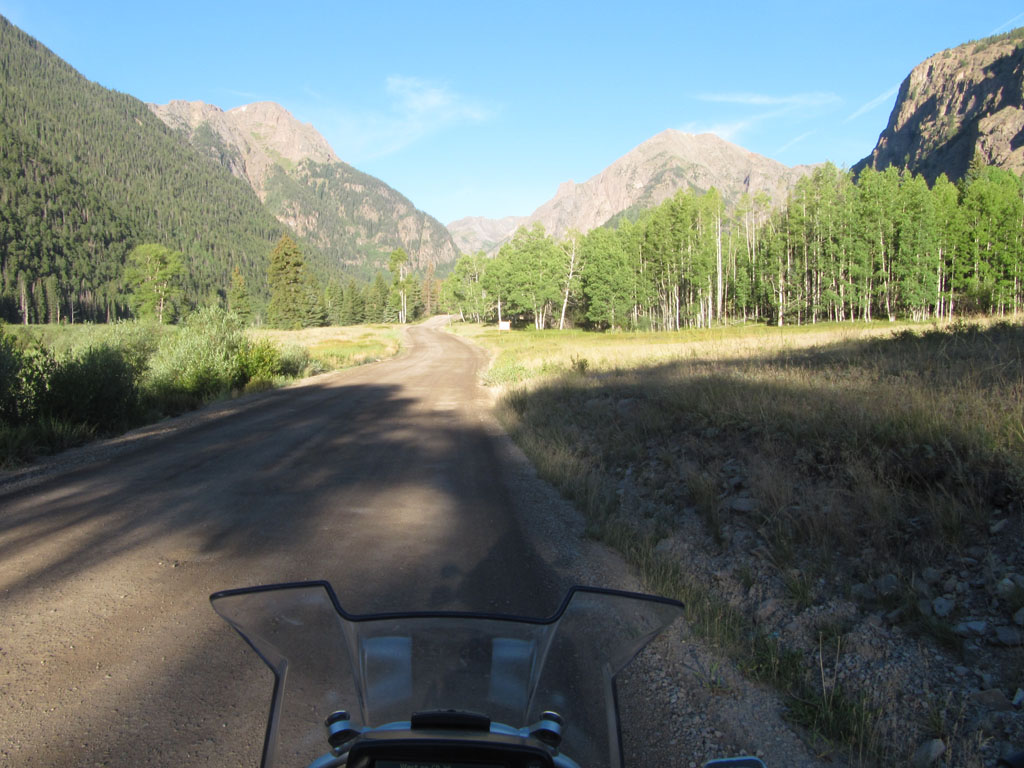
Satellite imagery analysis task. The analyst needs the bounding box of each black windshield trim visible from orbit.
[210,580,684,624]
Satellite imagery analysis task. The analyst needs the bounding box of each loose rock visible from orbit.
[932,596,955,617]
[912,738,946,768]
[994,626,1023,647]
[969,689,1014,711]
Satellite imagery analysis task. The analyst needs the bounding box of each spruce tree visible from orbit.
[267,235,308,329]
[227,266,253,324]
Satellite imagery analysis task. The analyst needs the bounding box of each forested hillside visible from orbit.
[443,162,1024,328]
[151,99,460,277]
[0,16,287,323]
[263,158,458,278]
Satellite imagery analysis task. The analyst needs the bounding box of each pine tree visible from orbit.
[267,235,309,329]
[227,266,253,324]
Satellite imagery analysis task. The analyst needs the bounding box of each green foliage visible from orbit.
[0,327,27,423]
[266,235,326,329]
[43,345,138,431]
[144,307,249,407]
[276,344,311,377]
[0,17,286,323]
[227,266,254,324]
[443,159,1024,330]
[124,243,185,323]
[233,337,282,382]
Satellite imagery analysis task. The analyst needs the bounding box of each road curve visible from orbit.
[0,318,564,767]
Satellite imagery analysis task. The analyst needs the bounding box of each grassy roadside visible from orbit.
[248,324,400,373]
[0,319,401,467]
[453,319,1024,764]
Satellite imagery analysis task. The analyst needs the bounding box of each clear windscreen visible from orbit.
[211,582,684,768]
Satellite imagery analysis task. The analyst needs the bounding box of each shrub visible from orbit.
[107,320,163,378]
[0,328,25,424]
[43,345,139,432]
[233,337,282,384]
[145,307,247,405]
[277,344,310,377]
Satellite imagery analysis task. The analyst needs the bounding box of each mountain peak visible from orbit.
[149,99,338,195]
[150,98,458,273]
[854,29,1024,181]
[449,130,811,254]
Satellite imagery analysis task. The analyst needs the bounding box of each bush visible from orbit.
[0,334,54,427]
[0,328,25,424]
[145,307,247,405]
[277,344,310,377]
[233,337,282,383]
[107,320,164,378]
[43,345,139,432]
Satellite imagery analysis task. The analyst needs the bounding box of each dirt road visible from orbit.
[0,318,568,767]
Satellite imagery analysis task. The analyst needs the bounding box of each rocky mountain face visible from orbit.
[150,101,339,199]
[449,130,813,254]
[855,30,1024,182]
[447,215,528,255]
[150,100,458,274]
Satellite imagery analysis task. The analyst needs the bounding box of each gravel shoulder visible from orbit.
[491,395,830,767]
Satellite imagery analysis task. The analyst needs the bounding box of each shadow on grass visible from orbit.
[500,321,1023,578]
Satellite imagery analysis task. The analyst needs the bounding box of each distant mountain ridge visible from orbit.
[449,130,814,254]
[855,28,1024,181]
[150,100,459,274]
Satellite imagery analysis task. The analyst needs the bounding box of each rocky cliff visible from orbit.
[855,29,1024,182]
[150,100,458,273]
[447,215,528,255]
[449,130,813,254]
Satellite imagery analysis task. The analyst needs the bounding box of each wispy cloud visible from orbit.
[991,11,1024,34]
[697,92,840,107]
[682,91,840,145]
[333,76,493,160]
[302,84,326,102]
[776,130,815,154]
[679,117,762,142]
[845,85,900,122]
[222,88,264,103]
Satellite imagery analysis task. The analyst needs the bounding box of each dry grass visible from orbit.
[249,324,400,369]
[460,319,1023,574]
[456,317,1024,763]
[449,320,923,376]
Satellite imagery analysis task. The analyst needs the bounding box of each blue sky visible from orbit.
[3,2,1023,223]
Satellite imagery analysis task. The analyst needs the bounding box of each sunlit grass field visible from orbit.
[249,324,400,372]
[449,320,928,382]
[9,322,401,372]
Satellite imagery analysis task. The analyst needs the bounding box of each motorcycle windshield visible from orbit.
[211,582,684,768]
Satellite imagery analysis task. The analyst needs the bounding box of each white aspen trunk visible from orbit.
[19,278,28,325]
[558,237,577,330]
[715,213,723,323]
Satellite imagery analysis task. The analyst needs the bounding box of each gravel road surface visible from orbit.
[0,319,572,766]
